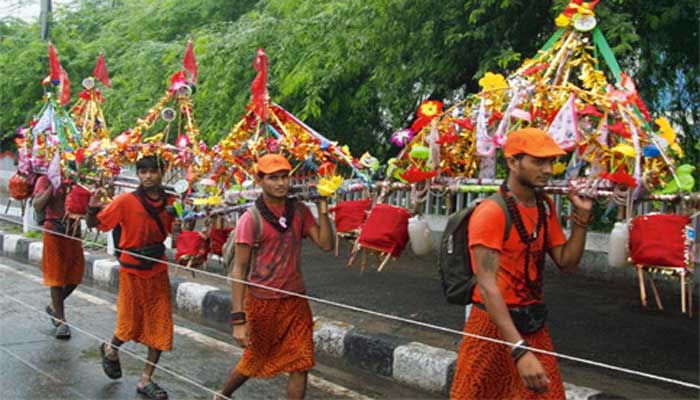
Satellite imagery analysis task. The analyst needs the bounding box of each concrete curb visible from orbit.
[0,231,622,399]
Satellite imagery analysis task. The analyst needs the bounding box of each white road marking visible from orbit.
[0,262,373,400]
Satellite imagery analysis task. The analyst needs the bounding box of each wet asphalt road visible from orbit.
[0,258,412,400]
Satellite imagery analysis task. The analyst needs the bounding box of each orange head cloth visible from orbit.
[503,128,566,158]
[256,154,292,175]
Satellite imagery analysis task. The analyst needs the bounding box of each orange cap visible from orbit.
[503,128,567,158]
[256,154,292,174]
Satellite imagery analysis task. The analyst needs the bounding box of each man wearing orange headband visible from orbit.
[451,128,593,399]
[217,154,333,399]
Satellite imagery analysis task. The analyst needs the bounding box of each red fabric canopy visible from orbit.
[176,231,210,261]
[330,199,372,233]
[629,214,691,269]
[358,204,410,257]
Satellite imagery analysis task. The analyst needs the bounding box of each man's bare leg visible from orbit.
[216,368,249,399]
[138,346,162,386]
[287,371,308,400]
[48,284,78,321]
[104,335,124,360]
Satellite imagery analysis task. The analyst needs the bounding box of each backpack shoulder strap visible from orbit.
[248,205,264,247]
[486,192,512,242]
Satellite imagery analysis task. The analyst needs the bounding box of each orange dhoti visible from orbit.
[450,307,565,400]
[42,232,85,287]
[115,270,173,351]
[236,294,314,377]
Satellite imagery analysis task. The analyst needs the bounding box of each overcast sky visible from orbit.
[0,0,75,23]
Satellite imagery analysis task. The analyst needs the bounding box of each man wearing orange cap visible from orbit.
[87,155,176,400]
[451,128,593,399]
[217,154,333,399]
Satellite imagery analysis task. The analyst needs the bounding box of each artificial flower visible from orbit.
[478,72,508,92]
[390,128,416,147]
[552,161,567,175]
[601,171,637,187]
[399,166,438,183]
[555,14,570,27]
[317,175,344,197]
[417,100,444,119]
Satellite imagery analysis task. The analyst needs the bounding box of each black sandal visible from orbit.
[100,343,122,380]
[137,381,168,400]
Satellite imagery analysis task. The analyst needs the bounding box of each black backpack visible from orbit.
[437,193,511,305]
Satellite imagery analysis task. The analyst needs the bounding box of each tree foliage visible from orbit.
[1,0,697,167]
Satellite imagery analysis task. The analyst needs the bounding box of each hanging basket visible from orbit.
[330,199,372,233]
[176,231,210,262]
[358,204,410,257]
[8,173,33,201]
[65,184,92,215]
[629,214,691,269]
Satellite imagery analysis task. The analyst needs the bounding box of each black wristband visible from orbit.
[230,311,246,325]
[511,340,530,363]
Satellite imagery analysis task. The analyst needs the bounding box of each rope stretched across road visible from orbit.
[0,214,698,391]
[0,290,233,400]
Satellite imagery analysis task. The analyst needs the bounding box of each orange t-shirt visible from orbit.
[469,196,567,306]
[97,192,175,279]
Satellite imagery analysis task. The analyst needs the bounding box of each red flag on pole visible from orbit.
[182,38,198,83]
[251,48,268,120]
[59,67,71,106]
[93,53,111,88]
[48,42,62,83]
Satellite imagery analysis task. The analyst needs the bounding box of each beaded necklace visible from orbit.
[500,181,549,291]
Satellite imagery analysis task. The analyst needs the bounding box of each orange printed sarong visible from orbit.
[42,232,84,287]
[450,307,565,400]
[115,270,173,351]
[236,294,314,377]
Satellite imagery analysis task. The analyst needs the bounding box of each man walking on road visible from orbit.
[450,128,593,399]
[33,174,85,339]
[87,155,176,400]
[216,154,333,400]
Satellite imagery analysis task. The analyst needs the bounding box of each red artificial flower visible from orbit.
[579,105,603,117]
[436,131,459,145]
[411,116,432,132]
[522,63,549,76]
[74,148,85,164]
[453,118,474,131]
[417,100,443,119]
[399,166,438,183]
[606,121,630,139]
[318,161,336,176]
[601,171,637,187]
[488,111,503,126]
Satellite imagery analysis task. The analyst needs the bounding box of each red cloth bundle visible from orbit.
[65,184,92,215]
[8,173,32,200]
[358,204,410,257]
[331,199,372,233]
[629,214,691,269]
[176,231,210,262]
[209,227,233,256]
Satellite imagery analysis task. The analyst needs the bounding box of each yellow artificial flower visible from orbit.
[478,72,508,92]
[655,117,683,157]
[611,143,636,158]
[193,195,222,207]
[555,14,570,27]
[552,161,567,175]
[317,175,344,197]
